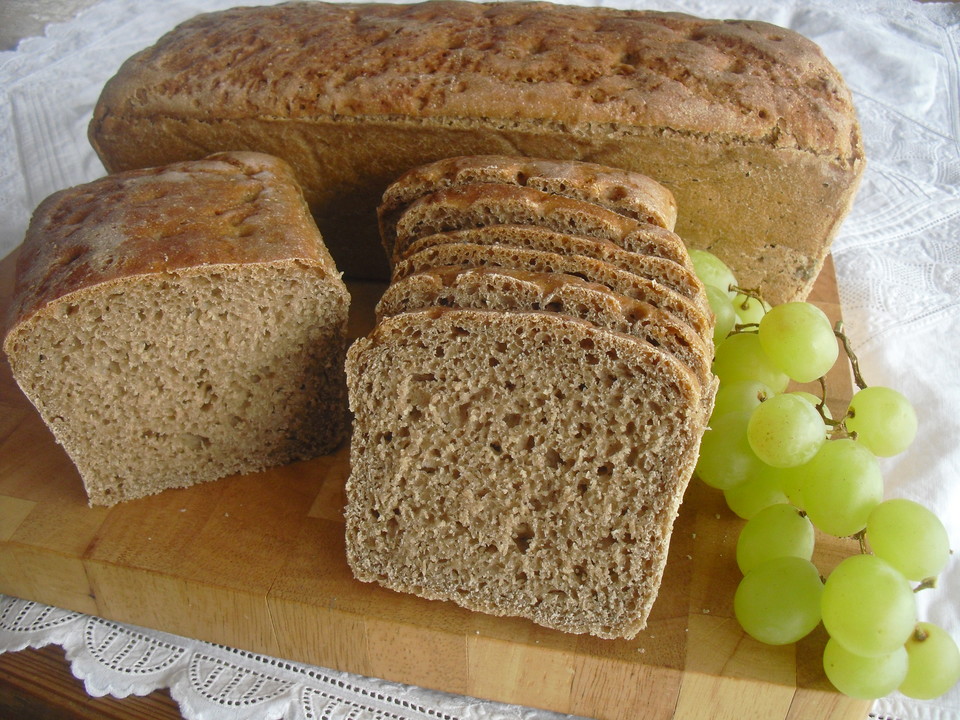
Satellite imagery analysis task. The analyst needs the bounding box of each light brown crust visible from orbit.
[90,3,861,160]
[5,151,342,331]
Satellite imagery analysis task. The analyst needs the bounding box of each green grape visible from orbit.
[770,461,811,509]
[734,556,822,645]
[736,503,815,574]
[801,439,883,537]
[866,499,951,581]
[899,622,960,700]
[821,554,917,657]
[733,292,771,325]
[846,385,918,457]
[690,248,738,298]
[711,380,773,421]
[747,393,826,468]
[706,285,737,345]
[757,302,839,383]
[695,410,764,490]
[823,637,908,699]
[712,332,790,393]
[724,468,789,520]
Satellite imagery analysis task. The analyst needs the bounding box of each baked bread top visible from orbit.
[90,1,862,166]
[6,152,341,330]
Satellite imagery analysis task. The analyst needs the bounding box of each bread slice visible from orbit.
[344,307,712,639]
[3,151,350,506]
[379,155,679,258]
[401,225,708,308]
[391,184,692,269]
[376,265,714,392]
[392,242,713,341]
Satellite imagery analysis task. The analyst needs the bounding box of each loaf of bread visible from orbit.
[345,307,710,639]
[345,156,715,637]
[2,151,350,506]
[88,1,864,303]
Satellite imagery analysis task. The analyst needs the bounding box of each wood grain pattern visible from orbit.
[0,248,871,720]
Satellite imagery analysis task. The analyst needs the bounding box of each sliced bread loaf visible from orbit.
[3,151,350,506]
[375,265,714,392]
[344,307,712,639]
[379,155,678,258]
[392,242,713,340]
[391,184,692,269]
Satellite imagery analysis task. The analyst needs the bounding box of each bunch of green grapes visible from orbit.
[690,249,960,701]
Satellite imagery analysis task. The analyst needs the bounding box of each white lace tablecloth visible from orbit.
[1,1,959,719]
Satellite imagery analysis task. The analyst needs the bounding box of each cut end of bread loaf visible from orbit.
[5,262,349,506]
[345,308,711,639]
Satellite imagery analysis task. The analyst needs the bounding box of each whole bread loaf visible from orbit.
[88,1,864,302]
[3,152,350,506]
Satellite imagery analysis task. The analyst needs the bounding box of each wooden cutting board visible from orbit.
[0,249,870,720]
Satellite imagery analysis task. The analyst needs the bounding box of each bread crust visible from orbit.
[89,1,864,302]
[5,151,343,331]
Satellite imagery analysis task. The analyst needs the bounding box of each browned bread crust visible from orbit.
[392,183,693,268]
[89,1,864,302]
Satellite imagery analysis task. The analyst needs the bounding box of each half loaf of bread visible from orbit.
[3,151,350,506]
[88,2,864,302]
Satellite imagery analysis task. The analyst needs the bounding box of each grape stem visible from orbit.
[730,285,765,309]
[814,377,843,428]
[914,577,938,593]
[834,321,868,390]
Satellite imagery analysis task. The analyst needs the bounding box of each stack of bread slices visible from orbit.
[344,156,717,640]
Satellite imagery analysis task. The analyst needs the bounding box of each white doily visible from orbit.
[0,595,568,720]
[1,1,959,720]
